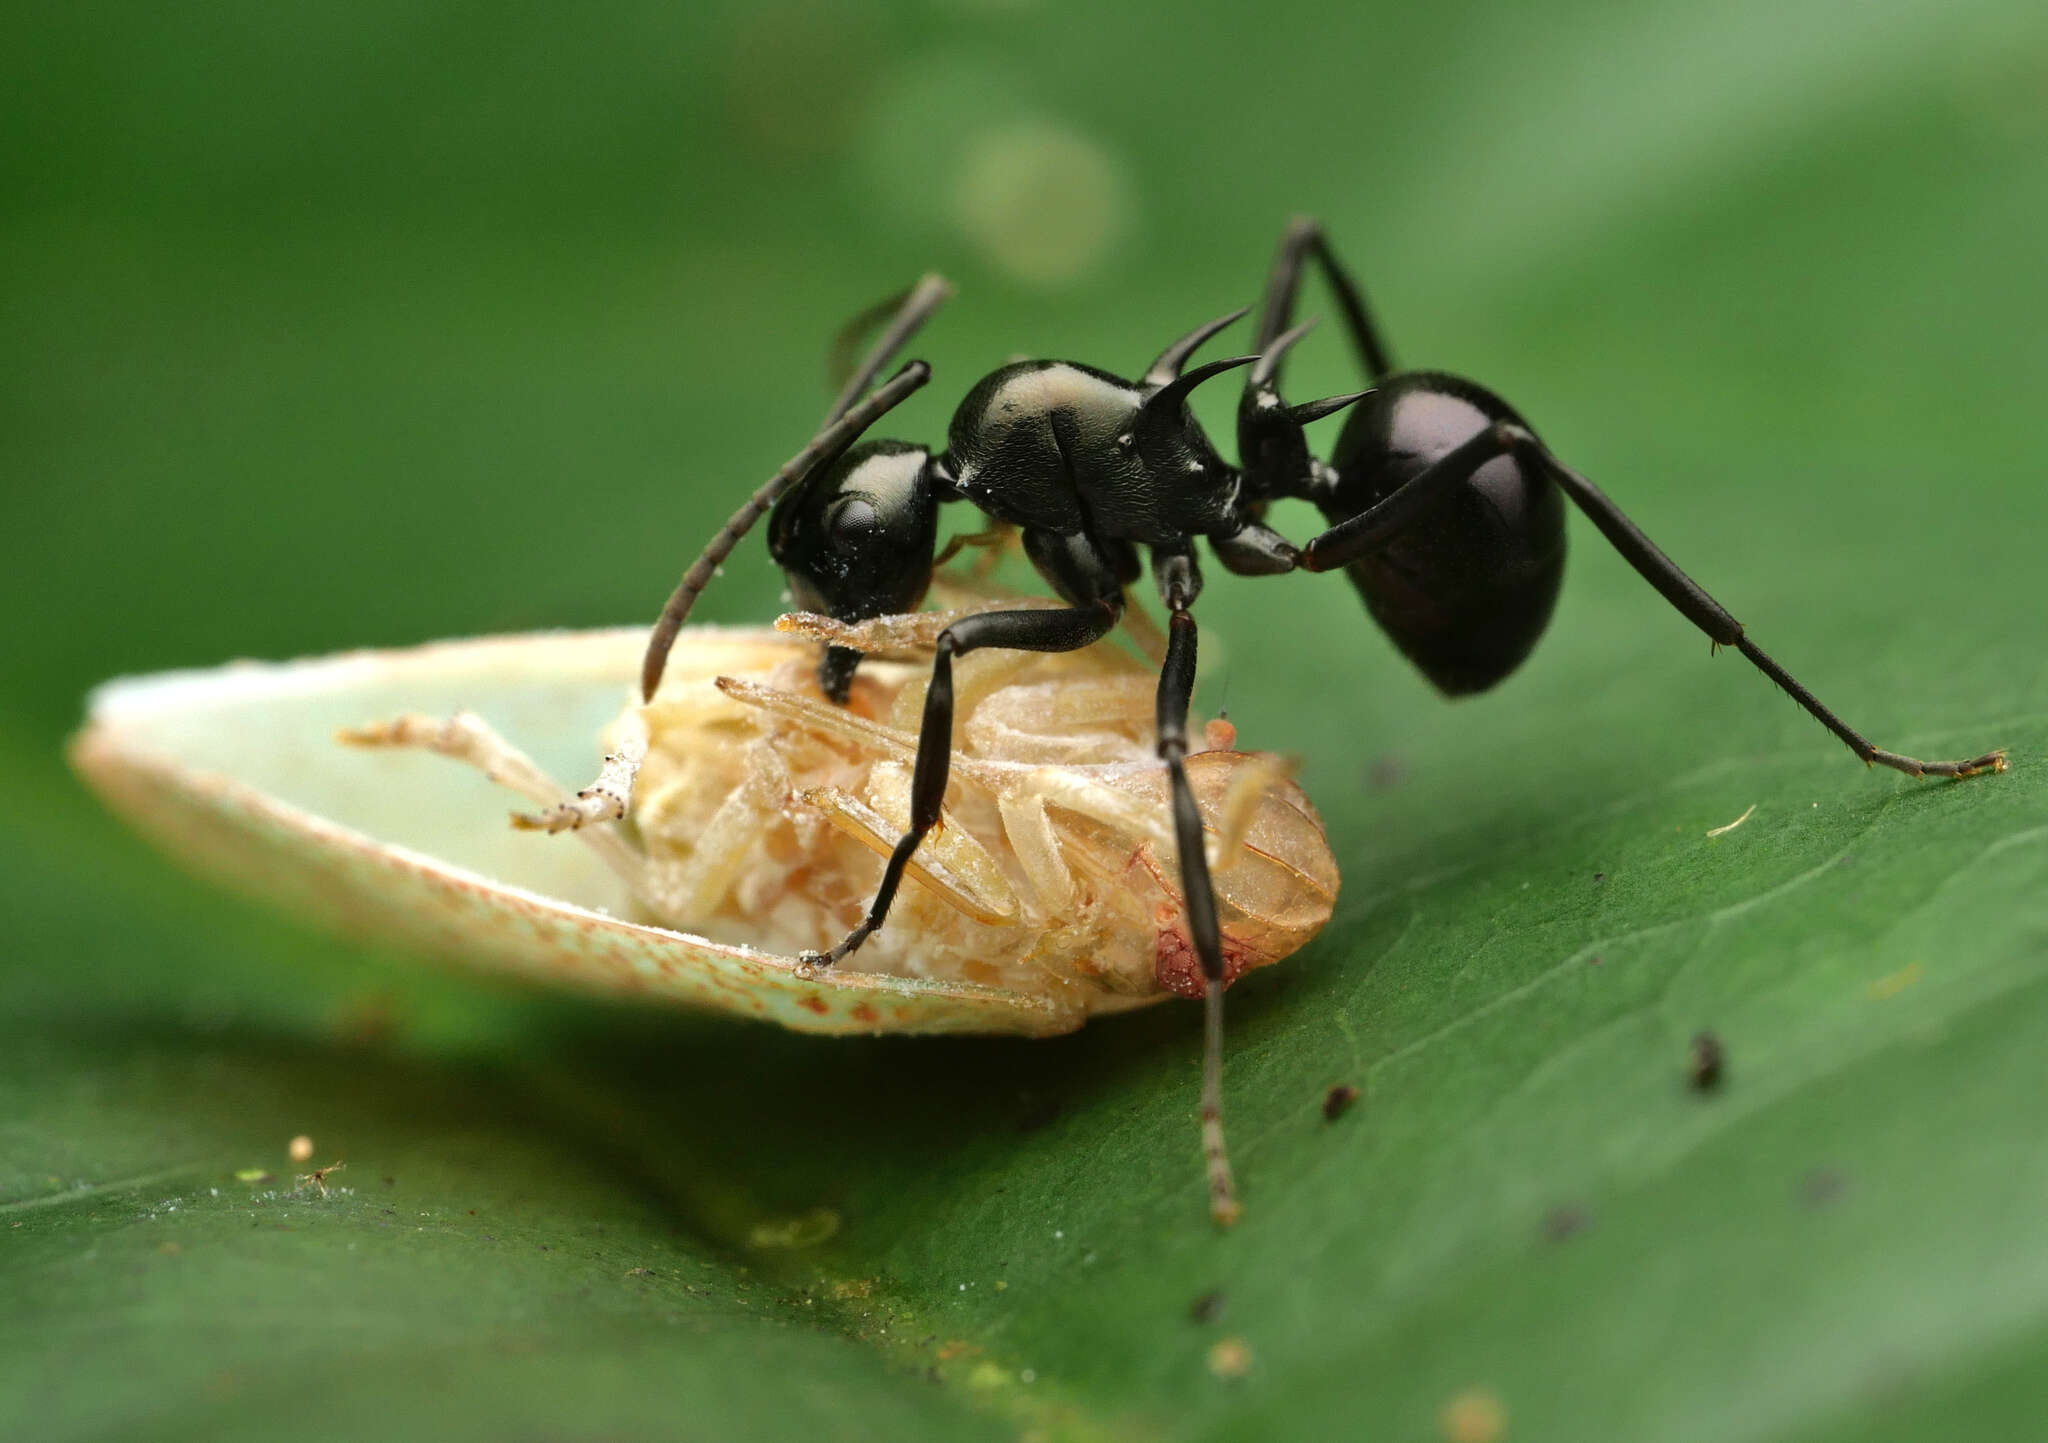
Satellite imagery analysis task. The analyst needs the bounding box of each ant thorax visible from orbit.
[625,611,1337,1026]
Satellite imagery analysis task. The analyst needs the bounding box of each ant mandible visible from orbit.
[638,218,2006,1226]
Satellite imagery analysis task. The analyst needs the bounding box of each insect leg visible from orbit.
[775,598,1059,660]
[1255,216,1395,381]
[336,712,654,899]
[1308,422,2005,780]
[932,521,1016,572]
[1530,448,2005,778]
[1152,548,1242,1226]
[798,778,1021,926]
[800,598,1123,967]
[512,715,650,834]
[996,789,1076,912]
[1295,424,1523,572]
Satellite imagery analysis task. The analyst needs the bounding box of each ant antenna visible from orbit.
[823,274,953,428]
[639,360,932,702]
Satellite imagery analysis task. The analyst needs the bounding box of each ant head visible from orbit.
[768,440,943,624]
[1235,321,1369,503]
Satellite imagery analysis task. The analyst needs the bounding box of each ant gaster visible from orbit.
[639,219,2006,1226]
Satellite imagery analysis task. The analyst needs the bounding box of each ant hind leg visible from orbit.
[1255,216,1396,381]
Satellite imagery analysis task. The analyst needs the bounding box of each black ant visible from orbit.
[638,218,2005,1225]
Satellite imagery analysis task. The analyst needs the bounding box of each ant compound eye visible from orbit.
[828,496,880,542]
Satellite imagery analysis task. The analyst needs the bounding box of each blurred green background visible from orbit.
[7,3,2048,1440]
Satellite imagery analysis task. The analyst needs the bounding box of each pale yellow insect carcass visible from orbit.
[71,605,1338,1039]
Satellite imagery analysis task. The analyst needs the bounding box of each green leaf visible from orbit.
[7,3,2048,1440]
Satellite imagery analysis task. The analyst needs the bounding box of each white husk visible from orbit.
[71,625,1336,1037]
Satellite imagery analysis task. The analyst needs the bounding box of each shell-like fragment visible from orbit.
[71,624,1337,1037]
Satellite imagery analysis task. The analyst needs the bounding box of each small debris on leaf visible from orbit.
[747,1207,840,1250]
[1688,1030,1726,1091]
[1366,754,1408,791]
[1705,802,1757,838]
[1801,1167,1850,1209]
[1205,1336,1252,1381]
[1322,1083,1361,1120]
[1868,962,1924,1000]
[1189,1289,1226,1324]
[1440,1386,1508,1442]
[1542,1205,1588,1243]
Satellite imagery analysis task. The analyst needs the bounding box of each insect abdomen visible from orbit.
[1326,372,1567,695]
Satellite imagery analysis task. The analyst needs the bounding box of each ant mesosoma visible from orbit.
[638,218,2006,1225]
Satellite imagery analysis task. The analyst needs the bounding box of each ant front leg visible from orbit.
[800,589,1123,970]
[1150,547,1243,1226]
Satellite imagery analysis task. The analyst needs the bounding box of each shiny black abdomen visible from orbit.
[1325,371,1567,695]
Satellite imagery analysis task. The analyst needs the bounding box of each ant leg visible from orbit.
[1306,422,2005,780]
[800,597,1122,968]
[1152,548,1241,1226]
[1296,425,1518,571]
[1255,216,1396,380]
[1212,521,1302,576]
[933,523,1013,571]
[1530,448,2006,779]
[795,779,1021,927]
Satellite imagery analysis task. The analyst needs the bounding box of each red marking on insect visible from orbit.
[1152,925,1257,1000]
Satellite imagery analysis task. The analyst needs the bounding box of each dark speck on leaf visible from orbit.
[1543,1205,1589,1243]
[1588,955,1604,967]
[1366,754,1408,791]
[1802,1168,1850,1209]
[1689,1031,1726,1092]
[1594,871,1606,883]
[1190,1289,1226,1324]
[1323,1084,1360,1119]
